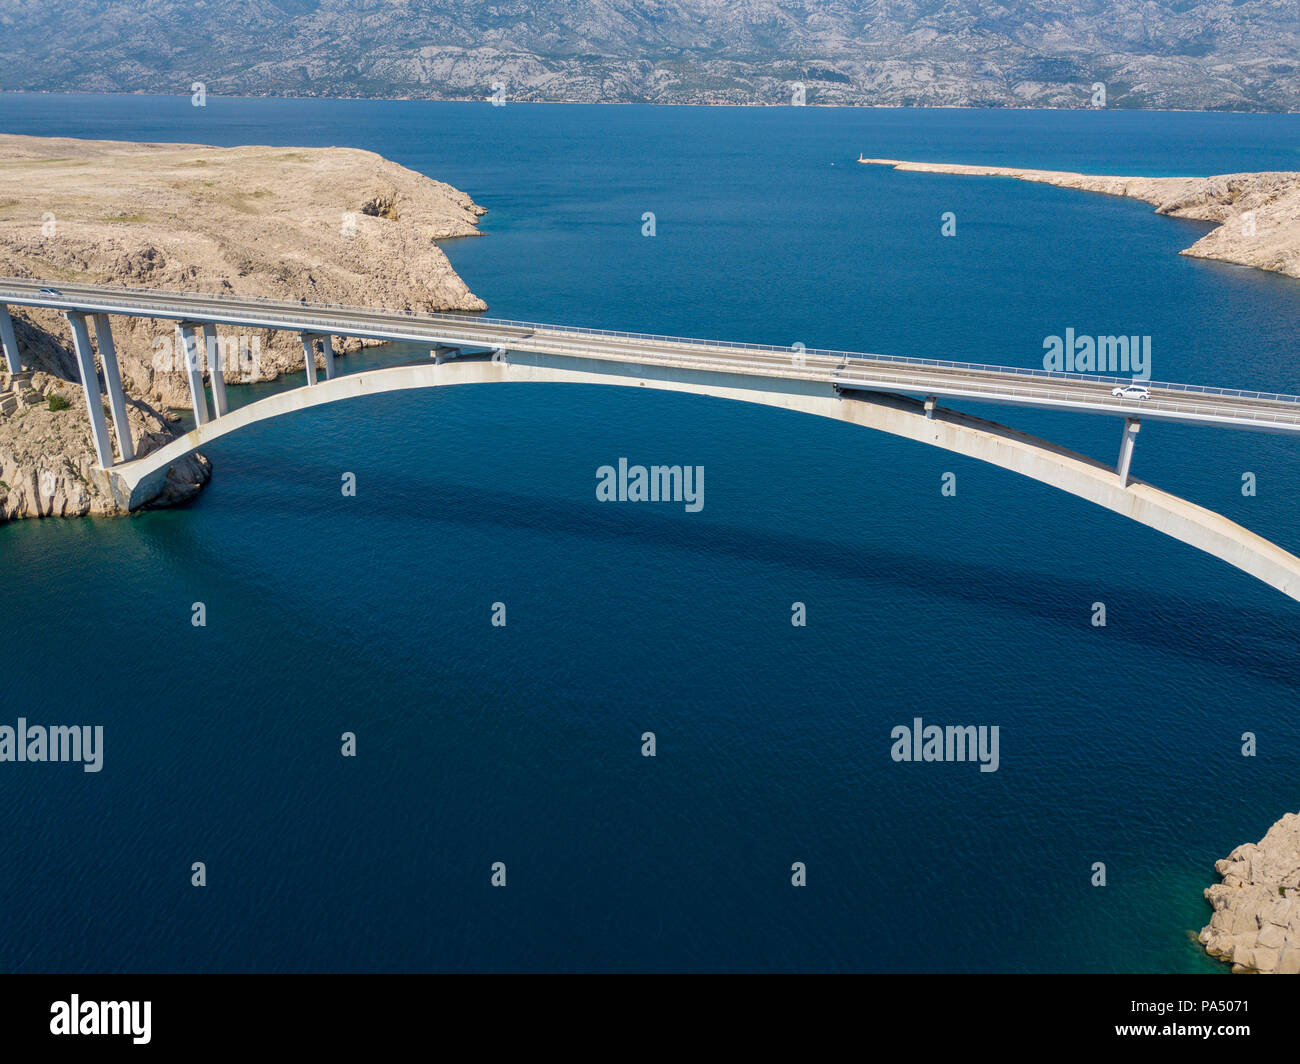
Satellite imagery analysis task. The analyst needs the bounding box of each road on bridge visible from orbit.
[3,276,1300,435]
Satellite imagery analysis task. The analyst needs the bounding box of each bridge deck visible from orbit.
[3,276,1300,434]
[6,277,1300,601]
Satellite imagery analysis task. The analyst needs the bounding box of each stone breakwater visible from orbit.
[1198,812,1300,973]
[0,134,487,519]
[860,159,1300,282]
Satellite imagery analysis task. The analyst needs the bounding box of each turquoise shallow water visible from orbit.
[0,96,1298,971]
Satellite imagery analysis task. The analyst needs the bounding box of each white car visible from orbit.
[1111,383,1150,401]
[38,287,62,298]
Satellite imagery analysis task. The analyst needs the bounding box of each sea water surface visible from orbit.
[0,96,1298,972]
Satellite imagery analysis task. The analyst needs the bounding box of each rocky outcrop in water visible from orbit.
[1199,812,1300,974]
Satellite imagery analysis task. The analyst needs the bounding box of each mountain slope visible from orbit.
[0,0,1297,110]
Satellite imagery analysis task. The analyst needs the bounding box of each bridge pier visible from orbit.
[0,304,21,373]
[66,312,115,468]
[201,323,229,417]
[1117,417,1140,487]
[300,332,318,386]
[92,314,134,462]
[176,323,211,425]
[924,396,937,420]
[321,335,336,380]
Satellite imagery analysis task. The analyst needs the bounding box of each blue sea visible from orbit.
[1,95,1298,972]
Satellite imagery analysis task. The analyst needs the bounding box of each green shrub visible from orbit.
[47,394,72,412]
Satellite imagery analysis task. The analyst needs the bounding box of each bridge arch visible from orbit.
[110,355,1300,603]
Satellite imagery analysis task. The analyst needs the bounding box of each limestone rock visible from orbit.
[0,372,210,519]
[1199,811,1300,973]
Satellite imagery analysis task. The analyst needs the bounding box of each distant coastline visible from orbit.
[2,89,1299,115]
[860,158,1300,281]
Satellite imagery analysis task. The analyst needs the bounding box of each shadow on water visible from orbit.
[146,454,1300,688]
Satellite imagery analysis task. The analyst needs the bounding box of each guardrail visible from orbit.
[830,369,1300,429]
[3,277,1298,408]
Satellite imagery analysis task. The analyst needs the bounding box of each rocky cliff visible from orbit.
[1199,812,1300,973]
[0,134,487,520]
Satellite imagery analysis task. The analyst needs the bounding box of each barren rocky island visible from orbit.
[0,134,486,520]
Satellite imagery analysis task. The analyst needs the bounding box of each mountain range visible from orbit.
[0,0,1297,110]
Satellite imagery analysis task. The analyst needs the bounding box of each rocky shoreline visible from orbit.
[0,134,487,520]
[0,369,210,518]
[860,158,1300,281]
[1199,812,1300,973]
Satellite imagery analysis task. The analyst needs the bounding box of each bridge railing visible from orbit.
[4,277,1300,408]
[830,367,1300,428]
[612,337,1300,427]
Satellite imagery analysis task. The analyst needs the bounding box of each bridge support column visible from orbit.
[300,332,318,386]
[321,335,336,380]
[176,323,211,425]
[0,304,21,373]
[924,396,937,420]
[1116,418,1140,487]
[201,323,228,417]
[92,314,134,462]
[66,312,114,469]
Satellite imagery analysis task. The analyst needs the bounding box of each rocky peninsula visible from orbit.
[860,159,1300,281]
[1199,811,1300,973]
[0,134,486,520]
